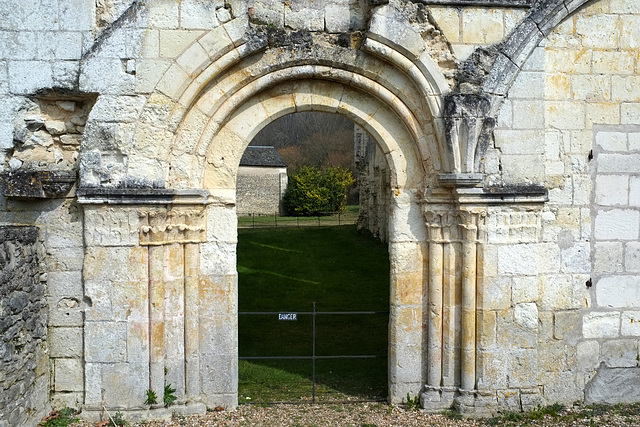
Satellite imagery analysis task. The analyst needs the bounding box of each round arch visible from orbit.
[194,78,426,194]
[173,46,433,406]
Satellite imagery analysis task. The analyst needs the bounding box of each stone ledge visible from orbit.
[418,0,533,6]
[77,188,211,205]
[424,184,548,205]
[0,170,76,199]
[79,403,207,423]
[0,225,39,243]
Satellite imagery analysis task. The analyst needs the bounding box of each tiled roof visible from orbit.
[239,146,287,167]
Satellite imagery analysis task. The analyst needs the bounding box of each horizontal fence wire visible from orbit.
[237,211,359,229]
[238,305,389,404]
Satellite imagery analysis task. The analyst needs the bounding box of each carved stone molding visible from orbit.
[139,207,207,246]
[423,208,486,243]
[422,205,487,407]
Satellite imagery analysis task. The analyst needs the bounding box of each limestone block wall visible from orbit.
[0,193,85,410]
[248,0,369,32]
[429,6,527,61]
[236,166,287,216]
[0,0,94,167]
[1,0,95,408]
[482,0,640,406]
[0,226,49,427]
[76,196,238,419]
[585,126,640,402]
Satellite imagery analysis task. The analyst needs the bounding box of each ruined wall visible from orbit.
[0,226,49,427]
[236,166,287,215]
[354,125,390,242]
[1,0,640,420]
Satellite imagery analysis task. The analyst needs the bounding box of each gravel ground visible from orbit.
[67,402,640,427]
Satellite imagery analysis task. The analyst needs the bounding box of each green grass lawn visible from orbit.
[237,226,390,403]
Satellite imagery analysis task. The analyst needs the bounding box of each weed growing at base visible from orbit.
[39,408,78,427]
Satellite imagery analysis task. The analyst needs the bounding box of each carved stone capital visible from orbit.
[422,207,486,243]
[139,206,207,245]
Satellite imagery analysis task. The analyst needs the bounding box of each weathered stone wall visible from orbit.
[355,125,390,242]
[585,125,640,403]
[0,0,639,420]
[0,226,49,427]
[477,0,640,407]
[236,166,287,215]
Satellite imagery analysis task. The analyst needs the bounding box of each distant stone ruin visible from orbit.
[236,146,287,216]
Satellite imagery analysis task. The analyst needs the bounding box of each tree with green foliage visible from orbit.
[283,165,355,216]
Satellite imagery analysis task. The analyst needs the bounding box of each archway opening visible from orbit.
[235,112,391,403]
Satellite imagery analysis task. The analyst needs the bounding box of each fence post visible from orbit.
[312,301,316,404]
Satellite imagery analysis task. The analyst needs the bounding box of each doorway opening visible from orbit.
[236,112,391,403]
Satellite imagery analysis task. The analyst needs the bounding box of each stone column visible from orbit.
[184,243,200,403]
[426,212,444,388]
[421,205,485,410]
[140,206,208,407]
[148,244,166,406]
[78,189,211,419]
[441,214,459,388]
[460,211,482,391]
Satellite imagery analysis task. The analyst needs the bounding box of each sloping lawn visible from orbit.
[237,226,390,403]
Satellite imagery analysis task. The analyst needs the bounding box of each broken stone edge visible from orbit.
[0,170,77,199]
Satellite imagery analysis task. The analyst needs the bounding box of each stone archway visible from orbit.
[77,15,453,416]
[188,76,432,408]
[147,27,452,407]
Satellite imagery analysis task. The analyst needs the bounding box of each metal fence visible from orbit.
[238,302,389,404]
[237,210,359,229]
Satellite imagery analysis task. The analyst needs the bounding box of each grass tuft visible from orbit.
[40,408,78,427]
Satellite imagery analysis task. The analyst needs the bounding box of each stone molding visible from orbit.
[422,204,486,409]
[418,0,533,6]
[442,0,592,175]
[139,207,207,246]
[425,185,549,205]
[77,188,210,205]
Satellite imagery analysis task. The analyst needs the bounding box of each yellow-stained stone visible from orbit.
[391,271,424,306]
[159,30,204,59]
[593,50,637,75]
[545,101,586,130]
[571,74,611,102]
[545,74,571,100]
[586,102,621,128]
[477,310,497,348]
[620,16,640,49]
[612,75,640,102]
[461,9,504,45]
[575,15,619,49]
[429,7,460,43]
[545,49,592,74]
